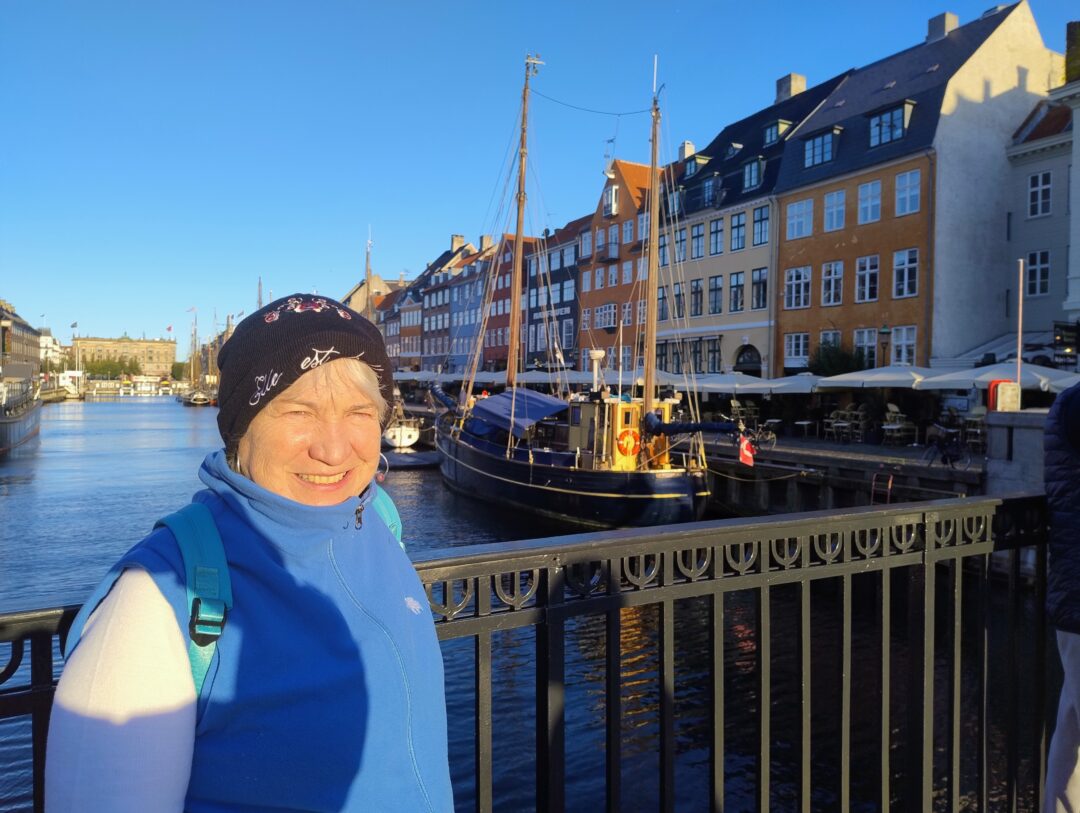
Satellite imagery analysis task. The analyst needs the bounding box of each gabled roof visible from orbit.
[1015,102,1073,143]
[773,4,1017,193]
[679,72,850,211]
[610,160,651,210]
[377,288,405,314]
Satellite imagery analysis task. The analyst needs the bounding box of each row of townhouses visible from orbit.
[363,4,1078,379]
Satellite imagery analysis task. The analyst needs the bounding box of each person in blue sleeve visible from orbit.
[1045,379,1080,812]
[46,294,453,812]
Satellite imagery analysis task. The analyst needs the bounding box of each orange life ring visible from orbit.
[617,429,641,457]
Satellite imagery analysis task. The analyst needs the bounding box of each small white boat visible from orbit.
[183,390,212,407]
[383,416,422,449]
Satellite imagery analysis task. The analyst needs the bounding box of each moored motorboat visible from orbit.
[0,378,42,457]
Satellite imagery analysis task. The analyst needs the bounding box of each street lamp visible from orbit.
[877,323,892,367]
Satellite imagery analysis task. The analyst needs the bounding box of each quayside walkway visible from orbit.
[1,493,1055,812]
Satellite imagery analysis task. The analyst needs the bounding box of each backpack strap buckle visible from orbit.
[189,596,228,647]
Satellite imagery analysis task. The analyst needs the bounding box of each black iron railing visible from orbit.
[0,494,1053,812]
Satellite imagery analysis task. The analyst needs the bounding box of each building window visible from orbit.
[690,223,704,259]
[893,248,918,298]
[1027,250,1050,296]
[563,279,575,301]
[708,275,723,314]
[822,261,843,306]
[853,328,877,368]
[743,158,763,190]
[892,325,916,365]
[657,287,668,321]
[671,342,682,374]
[895,169,920,216]
[820,329,841,347]
[824,190,845,231]
[564,245,577,266]
[707,338,721,373]
[594,303,618,329]
[667,191,682,218]
[869,106,907,147]
[688,278,703,317]
[1029,171,1051,217]
[784,333,810,367]
[638,299,646,324]
[603,185,619,216]
[596,228,606,252]
[580,231,592,256]
[638,212,649,238]
[856,255,879,302]
[804,132,834,167]
[784,266,812,309]
[730,272,745,313]
[595,267,604,289]
[621,345,633,372]
[786,199,813,239]
[608,224,618,250]
[752,205,769,245]
[763,123,779,146]
[675,227,687,262]
[582,271,591,293]
[637,258,646,280]
[858,181,881,224]
[657,342,668,371]
[751,268,768,310]
[622,219,634,243]
[673,282,685,318]
[622,261,633,285]
[622,302,633,326]
[550,250,561,271]
[690,339,704,374]
[709,218,724,255]
[605,265,616,288]
[562,319,574,350]
[659,233,669,266]
[685,160,698,179]
[730,213,746,251]
[702,178,717,207]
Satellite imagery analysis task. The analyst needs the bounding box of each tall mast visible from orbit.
[642,90,661,415]
[364,228,374,321]
[506,53,543,389]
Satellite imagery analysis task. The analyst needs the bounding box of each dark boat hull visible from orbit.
[0,399,41,457]
[435,423,709,529]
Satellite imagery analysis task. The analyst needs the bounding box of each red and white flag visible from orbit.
[166,325,172,332]
[738,435,755,467]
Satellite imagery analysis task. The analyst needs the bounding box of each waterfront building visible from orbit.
[416,234,477,372]
[375,288,405,367]
[0,301,41,379]
[482,234,537,372]
[38,328,65,373]
[664,72,847,377]
[577,159,651,373]
[987,98,1075,367]
[524,214,589,371]
[1048,22,1080,330]
[72,336,176,379]
[398,288,423,371]
[340,272,406,319]
[446,251,489,375]
[771,4,1063,374]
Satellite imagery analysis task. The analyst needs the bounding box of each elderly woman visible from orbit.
[45,295,453,812]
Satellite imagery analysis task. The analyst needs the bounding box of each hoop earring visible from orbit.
[375,453,389,484]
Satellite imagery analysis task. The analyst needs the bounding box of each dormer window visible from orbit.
[667,190,682,217]
[685,160,698,178]
[869,102,913,147]
[702,177,717,206]
[725,142,743,159]
[804,129,840,168]
[603,185,619,217]
[762,120,790,147]
[743,158,764,190]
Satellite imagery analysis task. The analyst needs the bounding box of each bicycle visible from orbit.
[921,424,972,470]
[727,419,777,454]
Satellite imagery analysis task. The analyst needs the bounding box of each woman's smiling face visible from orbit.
[237,359,383,506]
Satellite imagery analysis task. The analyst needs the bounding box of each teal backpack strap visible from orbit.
[154,502,233,697]
[371,485,404,549]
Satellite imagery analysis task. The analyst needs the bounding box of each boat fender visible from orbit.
[617,429,641,457]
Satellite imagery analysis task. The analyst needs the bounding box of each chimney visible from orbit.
[775,73,807,104]
[1067,21,1080,85]
[450,234,465,252]
[926,12,958,43]
[678,140,695,161]
[480,234,494,251]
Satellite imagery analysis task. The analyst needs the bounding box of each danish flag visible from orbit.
[738,435,755,467]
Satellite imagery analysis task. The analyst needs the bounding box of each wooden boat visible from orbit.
[434,56,715,529]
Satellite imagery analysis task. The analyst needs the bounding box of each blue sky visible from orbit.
[0,0,1072,357]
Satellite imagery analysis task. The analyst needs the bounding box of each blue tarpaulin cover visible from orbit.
[469,388,568,438]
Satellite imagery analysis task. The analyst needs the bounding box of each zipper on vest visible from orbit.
[355,504,364,529]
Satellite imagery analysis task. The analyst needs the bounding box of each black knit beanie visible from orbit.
[216,293,394,453]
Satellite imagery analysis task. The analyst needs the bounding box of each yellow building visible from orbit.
[73,336,176,378]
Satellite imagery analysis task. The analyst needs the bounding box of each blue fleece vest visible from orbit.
[71,451,453,813]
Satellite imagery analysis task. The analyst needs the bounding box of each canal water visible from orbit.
[0,399,1048,811]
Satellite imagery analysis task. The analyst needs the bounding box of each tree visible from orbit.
[172,361,188,381]
[808,344,866,377]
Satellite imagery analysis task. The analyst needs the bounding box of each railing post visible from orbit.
[536,563,565,813]
[905,558,927,811]
[30,632,53,813]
